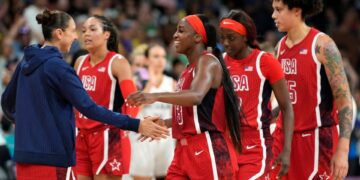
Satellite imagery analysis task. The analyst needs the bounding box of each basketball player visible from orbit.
[127,14,242,179]
[270,0,353,179]
[219,9,294,179]
[74,15,139,180]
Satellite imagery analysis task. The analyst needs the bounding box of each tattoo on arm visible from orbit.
[318,39,353,139]
[338,107,353,139]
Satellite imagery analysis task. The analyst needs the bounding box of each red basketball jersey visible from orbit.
[76,51,125,129]
[276,28,337,131]
[225,49,284,130]
[172,53,228,139]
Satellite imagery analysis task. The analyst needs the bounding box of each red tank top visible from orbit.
[172,53,228,139]
[276,28,337,131]
[76,51,125,129]
[225,49,284,130]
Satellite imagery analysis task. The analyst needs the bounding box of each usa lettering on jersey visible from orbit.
[231,75,249,91]
[82,75,97,91]
[281,58,297,75]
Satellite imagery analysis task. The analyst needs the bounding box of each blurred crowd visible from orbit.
[0,0,359,179]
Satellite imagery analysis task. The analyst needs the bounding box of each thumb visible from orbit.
[272,157,280,170]
[146,116,160,121]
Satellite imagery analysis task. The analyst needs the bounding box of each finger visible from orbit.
[278,164,289,178]
[333,166,341,180]
[339,166,347,180]
[330,160,334,176]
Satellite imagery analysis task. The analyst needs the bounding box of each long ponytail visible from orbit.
[198,15,242,152]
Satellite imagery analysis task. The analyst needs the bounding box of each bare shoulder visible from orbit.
[111,54,130,67]
[314,34,341,65]
[74,55,88,71]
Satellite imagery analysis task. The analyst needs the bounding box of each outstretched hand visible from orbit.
[126,91,155,107]
[138,116,169,140]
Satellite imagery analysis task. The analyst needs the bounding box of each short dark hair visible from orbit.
[36,9,72,41]
[274,0,324,19]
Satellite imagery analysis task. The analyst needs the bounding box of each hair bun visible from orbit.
[36,9,52,25]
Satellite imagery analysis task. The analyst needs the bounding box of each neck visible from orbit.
[286,22,311,47]
[88,45,109,64]
[233,46,253,60]
[186,44,205,64]
[43,41,61,52]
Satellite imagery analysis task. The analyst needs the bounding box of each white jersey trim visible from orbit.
[108,54,125,111]
[250,51,266,180]
[76,55,88,75]
[276,37,286,59]
[308,128,319,180]
[192,69,201,134]
[311,32,325,127]
[205,132,219,180]
[96,128,110,175]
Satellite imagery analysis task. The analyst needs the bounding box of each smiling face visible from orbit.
[220,28,248,59]
[272,0,300,33]
[81,17,110,51]
[172,18,197,54]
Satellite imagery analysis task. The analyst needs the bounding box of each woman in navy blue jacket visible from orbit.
[1,9,169,180]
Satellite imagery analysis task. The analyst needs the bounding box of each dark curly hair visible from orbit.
[222,9,260,49]
[274,0,324,19]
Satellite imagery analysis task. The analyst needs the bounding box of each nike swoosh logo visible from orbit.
[246,145,257,150]
[301,133,312,137]
[280,49,285,55]
[195,150,204,156]
[223,22,233,25]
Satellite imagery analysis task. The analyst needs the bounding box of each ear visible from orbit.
[194,34,202,43]
[293,7,302,18]
[53,29,64,40]
[104,31,110,40]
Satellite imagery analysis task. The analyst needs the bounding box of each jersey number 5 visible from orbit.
[287,80,297,104]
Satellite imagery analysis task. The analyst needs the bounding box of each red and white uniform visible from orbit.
[75,51,131,177]
[167,53,237,179]
[271,28,338,180]
[225,49,284,180]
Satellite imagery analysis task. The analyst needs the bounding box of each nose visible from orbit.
[173,31,178,40]
[271,11,276,20]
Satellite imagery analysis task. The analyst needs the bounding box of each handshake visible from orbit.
[137,116,169,141]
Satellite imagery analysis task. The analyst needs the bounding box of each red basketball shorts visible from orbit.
[166,131,237,180]
[75,126,131,177]
[271,125,338,179]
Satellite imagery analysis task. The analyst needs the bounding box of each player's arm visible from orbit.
[1,63,22,123]
[316,34,353,178]
[271,78,294,177]
[126,55,221,106]
[112,56,139,117]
